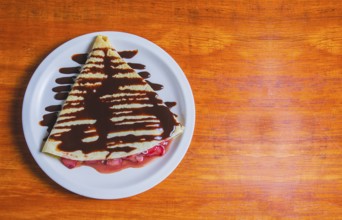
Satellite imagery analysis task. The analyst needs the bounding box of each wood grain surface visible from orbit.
[1,0,342,219]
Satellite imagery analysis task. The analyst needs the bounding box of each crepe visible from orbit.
[42,35,183,161]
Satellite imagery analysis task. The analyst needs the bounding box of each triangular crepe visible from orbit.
[42,35,183,161]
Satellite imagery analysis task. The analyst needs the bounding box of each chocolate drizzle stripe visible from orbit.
[146,80,164,91]
[52,85,72,92]
[45,105,62,112]
[110,146,136,153]
[54,92,69,100]
[138,71,151,79]
[55,76,75,84]
[59,67,81,74]
[127,63,145,69]
[118,50,138,58]
[165,102,177,109]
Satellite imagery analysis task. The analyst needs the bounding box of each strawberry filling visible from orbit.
[60,141,169,173]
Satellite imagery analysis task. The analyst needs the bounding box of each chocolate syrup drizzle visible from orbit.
[40,49,177,156]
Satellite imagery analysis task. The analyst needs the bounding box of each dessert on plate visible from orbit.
[42,35,183,173]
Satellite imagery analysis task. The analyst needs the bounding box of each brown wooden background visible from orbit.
[1,0,342,219]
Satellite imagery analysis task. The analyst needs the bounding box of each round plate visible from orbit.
[22,31,195,199]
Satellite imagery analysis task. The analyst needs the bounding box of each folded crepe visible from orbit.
[42,35,183,161]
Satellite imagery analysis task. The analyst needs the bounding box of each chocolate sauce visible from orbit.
[40,105,62,135]
[41,48,178,157]
[138,71,151,79]
[40,112,58,126]
[72,53,88,64]
[165,102,177,108]
[55,76,75,84]
[39,112,58,136]
[146,80,164,91]
[54,92,69,100]
[52,85,72,93]
[45,105,62,112]
[118,50,138,58]
[48,47,179,156]
[127,62,145,69]
[111,146,136,153]
[59,67,81,74]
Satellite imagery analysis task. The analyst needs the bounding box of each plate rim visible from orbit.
[22,31,195,199]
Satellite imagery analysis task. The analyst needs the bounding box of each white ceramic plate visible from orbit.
[22,31,195,199]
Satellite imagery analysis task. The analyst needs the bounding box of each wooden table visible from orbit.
[1,0,342,219]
